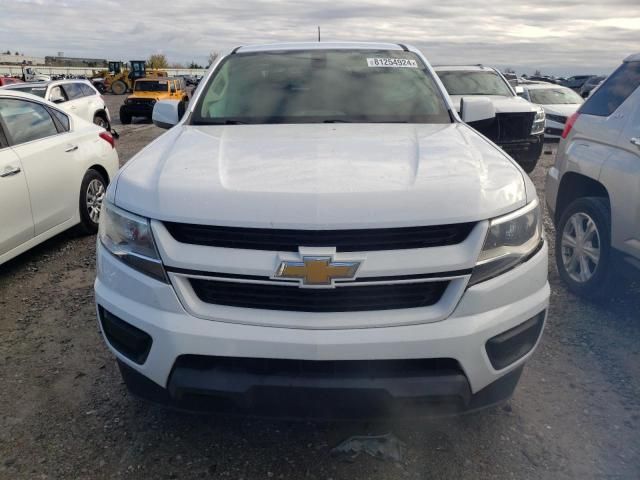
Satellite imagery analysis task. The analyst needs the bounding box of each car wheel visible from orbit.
[111,80,128,95]
[77,169,107,235]
[555,197,614,300]
[119,107,132,125]
[93,114,109,129]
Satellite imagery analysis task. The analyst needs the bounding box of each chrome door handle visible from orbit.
[631,137,640,148]
[0,165,21,177]
[65,145,78,152]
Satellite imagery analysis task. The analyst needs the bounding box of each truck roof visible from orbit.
[235,42,413,54]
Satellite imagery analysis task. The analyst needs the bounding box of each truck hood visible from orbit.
[113,123,527,228]
[449,95,538,114]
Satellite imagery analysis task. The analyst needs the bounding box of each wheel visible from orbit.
[77,169,107,235]
[555,197,614,300]
[93,114,109,130]
[111,80,128,95]
[119,106,132,125]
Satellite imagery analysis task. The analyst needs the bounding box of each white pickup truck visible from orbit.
[21,66,51,82]
[435,65,546,173]
[95,42,549,418]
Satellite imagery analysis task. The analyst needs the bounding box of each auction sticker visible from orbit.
[367,58,418,68]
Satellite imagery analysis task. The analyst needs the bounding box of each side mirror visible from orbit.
[152,100,185,129]
[460,97,496,123]
[50,93,65,104]
[514,86,524,94]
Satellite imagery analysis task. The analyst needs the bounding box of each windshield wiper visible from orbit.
[322,119,353,123]
[196,119,249,125]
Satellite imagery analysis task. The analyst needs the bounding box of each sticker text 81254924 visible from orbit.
[366,58,419,68]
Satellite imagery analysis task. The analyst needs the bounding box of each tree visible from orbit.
[147,53,168,69]
[207,51,219,67]
[188,61,204,69]
[533,69,542,77]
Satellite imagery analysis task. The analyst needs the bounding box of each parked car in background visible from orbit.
[527,75,560,84]
[562,75,594,92]
[579,75,606,98]
[0,76,23,87]
[587,79,605,98]
[546,53,640,299]
[95,42,549,418]
[519,83,584,140]
[0,90,119,265]
[119,77,189,124]
[1,79,112,129]
[435,65,545,172]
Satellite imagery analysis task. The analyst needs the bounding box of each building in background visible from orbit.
[0,53,45,65]
[45,55,107,67]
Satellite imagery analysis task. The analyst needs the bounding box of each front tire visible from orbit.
[119,107,132,125]
[77,169,107,235]
[555,197,614,300]
[111,80,128,95]
[93,114,110,130]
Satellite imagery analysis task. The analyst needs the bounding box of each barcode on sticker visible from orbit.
[367,58,418,68]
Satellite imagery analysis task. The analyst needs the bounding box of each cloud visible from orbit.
[0,0,637,75]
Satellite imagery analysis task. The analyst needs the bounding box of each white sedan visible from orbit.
[1,79,112,130]
[519,83,584,139]
[0,90,119,265]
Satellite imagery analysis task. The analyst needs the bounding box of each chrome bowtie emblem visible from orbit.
[275,256,360,286]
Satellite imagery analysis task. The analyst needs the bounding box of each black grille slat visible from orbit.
[164,223,474,252]
[496,112,535,142]
[190,279,448,312]
[175,355,462,378]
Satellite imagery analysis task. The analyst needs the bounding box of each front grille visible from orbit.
[127,98,155,106]
[163,222,475,252]
[189,279,448,312]
[496,112,535,141]
[174,355,463,377]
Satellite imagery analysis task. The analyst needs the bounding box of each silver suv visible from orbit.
[546,53,640,298]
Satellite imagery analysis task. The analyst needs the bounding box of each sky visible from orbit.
[0,0,638,76]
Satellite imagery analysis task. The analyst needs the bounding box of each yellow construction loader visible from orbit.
[103,60,168,95]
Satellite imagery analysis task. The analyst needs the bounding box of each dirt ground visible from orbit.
[1,94,639,480]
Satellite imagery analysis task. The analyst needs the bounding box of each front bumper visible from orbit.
[121,102,154,117]
[498,133,544,159]
[95,241,549,416]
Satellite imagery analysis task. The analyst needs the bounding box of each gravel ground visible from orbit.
[1,94,639,480]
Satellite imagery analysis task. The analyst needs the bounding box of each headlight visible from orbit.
[98,202,167,282]
[469,200,543,286]
[531,108,545,135]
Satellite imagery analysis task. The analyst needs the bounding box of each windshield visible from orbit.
[5,85,47,98]
[437,71,513,96]
[529,87,584,105]
[134,81,168,92]
[191,50,451,124]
